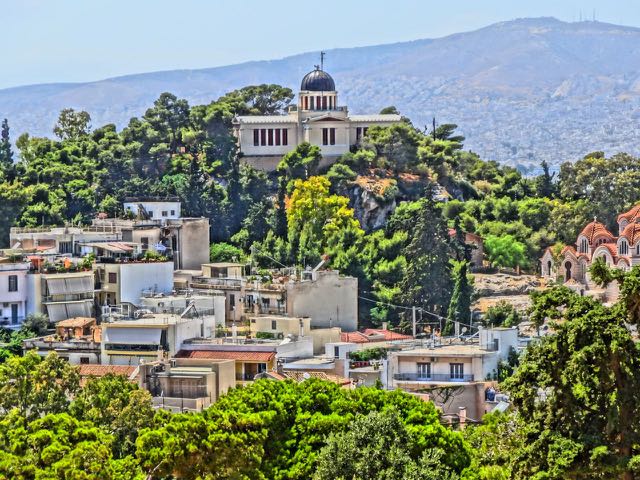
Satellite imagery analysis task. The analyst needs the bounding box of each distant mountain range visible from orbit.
[3,17,640,171]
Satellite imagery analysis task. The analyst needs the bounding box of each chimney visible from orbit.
[458,407,467,430]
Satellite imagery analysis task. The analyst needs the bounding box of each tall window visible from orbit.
[8,275,17,292]
[108,272,117,284]
[450,363,464,380]
[260,129,266,146]
[620,240,629,255]
[316,96,321,110]
[267,129,273,146]
[322,96,327,110]
[329,96,333,109]
[275,129,281,146]
[356,127,362,142]
[329,128,336,145]
[322,128,329,146]
[282,129,288,146]
[417,362,431,380]
[579,238,588,254]
[310,97,315,110]
[253,129,259,146]
[304,96,309,110]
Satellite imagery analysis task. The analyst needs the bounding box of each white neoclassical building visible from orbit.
[233,65,402,171]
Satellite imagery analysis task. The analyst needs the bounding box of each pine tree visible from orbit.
[0,119,14,176]
[445,261,473,335]
[535,160,556,198]
[400,183,453,320]
[273,175,288,238]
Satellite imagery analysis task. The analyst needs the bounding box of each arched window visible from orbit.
[579,238,588,253]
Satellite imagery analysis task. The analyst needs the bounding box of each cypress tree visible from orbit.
[400,182,453,320]
[0,119,14,176]
[445,261,473,336]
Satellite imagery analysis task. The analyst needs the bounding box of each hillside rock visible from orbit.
[473,273,541,297]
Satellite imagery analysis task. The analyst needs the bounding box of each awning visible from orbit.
[46,278,67,295]
[103,327,162,345]
[45,301,93,322]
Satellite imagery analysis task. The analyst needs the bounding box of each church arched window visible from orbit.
[620,240,629,256]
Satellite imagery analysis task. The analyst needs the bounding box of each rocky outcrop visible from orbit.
[349,181,397,231]
[473,273,541,297]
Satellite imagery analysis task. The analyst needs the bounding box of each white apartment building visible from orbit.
[0,261,30,327]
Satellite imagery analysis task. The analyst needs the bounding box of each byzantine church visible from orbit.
[233,57,401,171]
[541,204,640,295]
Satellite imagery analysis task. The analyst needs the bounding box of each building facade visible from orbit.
[233,66,401,171]
[0,261,30,327]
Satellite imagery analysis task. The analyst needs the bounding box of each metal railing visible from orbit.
[393,373,475,382]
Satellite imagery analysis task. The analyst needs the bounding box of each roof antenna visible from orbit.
[320,51,326,71]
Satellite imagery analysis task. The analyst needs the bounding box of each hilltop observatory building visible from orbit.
[233,59,401,171]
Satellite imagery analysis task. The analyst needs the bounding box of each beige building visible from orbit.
[138,358,235,412]
[233,65,401,171]
[192,266,358,331]
[94,261,174,306]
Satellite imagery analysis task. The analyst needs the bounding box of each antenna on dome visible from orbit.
[320,51,326,71]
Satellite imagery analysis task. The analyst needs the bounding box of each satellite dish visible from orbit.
[461,327,468,334]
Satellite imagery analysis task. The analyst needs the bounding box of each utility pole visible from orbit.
[412,306,417,338]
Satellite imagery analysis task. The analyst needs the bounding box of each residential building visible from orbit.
[192,265,358,331]
[0,259,30,327]
[94,260,174,306]
[138,358,235,412]
[8,200,209,271]
[78,365,138,386]
[139,290,225,327]
[233,63,401,171]
[249,315,310,339]
[22,317,102,364]
[26,270,95,322]
[178,333,313,384]
[100,311,215,366]
[387,327,518,419]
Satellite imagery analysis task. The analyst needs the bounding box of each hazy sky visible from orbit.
[3,0,639,89]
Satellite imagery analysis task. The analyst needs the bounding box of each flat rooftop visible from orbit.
[394,344,496,357]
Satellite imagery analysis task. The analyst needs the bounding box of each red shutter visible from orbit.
[282,129,288,145]
[275,129,281,145]
[304,96,308,110]
[253,129,259,146]
[322,97,327,110]
[268,129,273,146]
[261,129,266,145]
[317,96,321,110]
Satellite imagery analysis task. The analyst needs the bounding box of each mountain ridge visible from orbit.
[3,17,640,170]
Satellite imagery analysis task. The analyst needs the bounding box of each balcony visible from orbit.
[191,276,243,289]
[393,373,475,383]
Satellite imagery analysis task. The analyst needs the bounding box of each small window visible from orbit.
[253,129,259,146]
[282,129,288,146]
[141,237,149,250]
[356,127,362,142]
[271,320,277,330]
[8,275,17,292]
[108,272,117,284]
[80,357,90,364]
[230,294,235,310]
[147,210,154,218]
[161,211,168,217]
[417,362,431,379]
[334,346,340,358]
[170,210,175,216]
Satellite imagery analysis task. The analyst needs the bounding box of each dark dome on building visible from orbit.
[300,68,335,91]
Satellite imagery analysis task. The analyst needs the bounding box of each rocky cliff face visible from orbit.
[349,182,397,232]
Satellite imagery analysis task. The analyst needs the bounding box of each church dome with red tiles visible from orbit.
[617,204,640,224]
[620,221,640,245]
[579,221,614,243]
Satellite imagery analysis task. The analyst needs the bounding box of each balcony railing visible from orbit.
[393,373,475,382]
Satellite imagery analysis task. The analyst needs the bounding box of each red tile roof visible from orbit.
[175,350,276,362]
[56,317,95,328]
[621,222,640,245]
[340,329,412,343]
[618,204,640,223]
[579,221,614,243]
[593,243,618,261]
